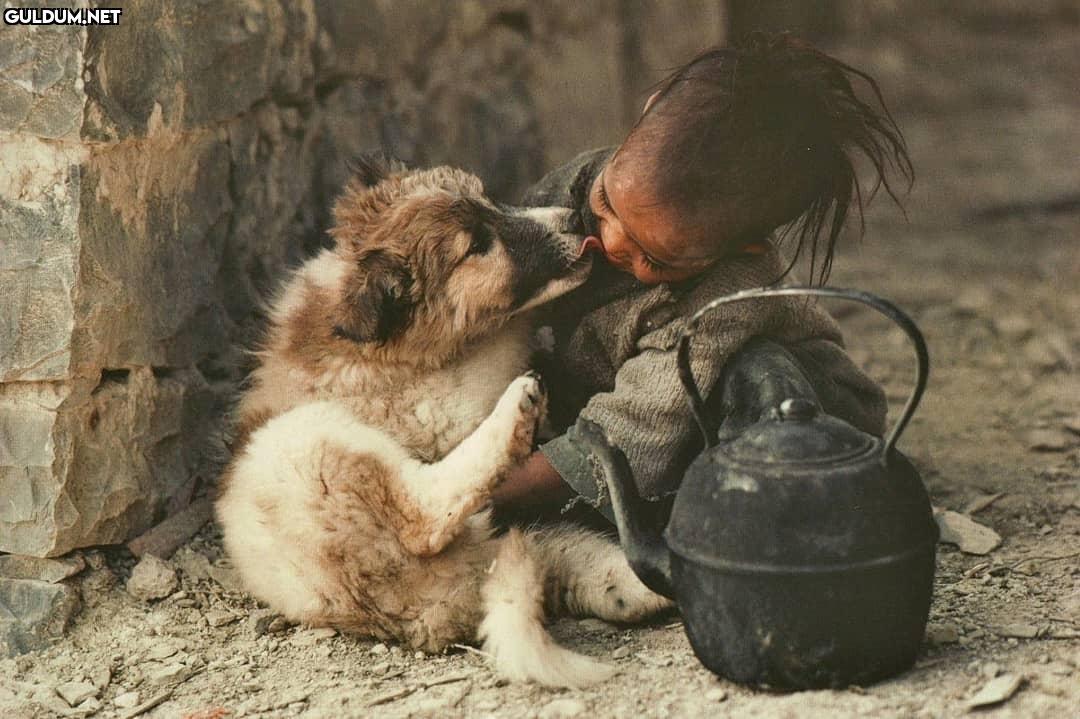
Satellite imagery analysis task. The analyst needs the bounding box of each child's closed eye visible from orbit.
[641,254,664,272]
[597,182,613,214]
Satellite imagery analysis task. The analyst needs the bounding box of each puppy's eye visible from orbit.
[465,224,493,256]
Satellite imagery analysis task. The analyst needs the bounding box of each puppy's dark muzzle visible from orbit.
[568,207,598,238]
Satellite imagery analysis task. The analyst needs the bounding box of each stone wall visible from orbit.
[0,1,727,557]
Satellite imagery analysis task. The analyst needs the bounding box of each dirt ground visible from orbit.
[3,10,1078,719]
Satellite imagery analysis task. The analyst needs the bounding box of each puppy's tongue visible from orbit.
[578,235,604,257]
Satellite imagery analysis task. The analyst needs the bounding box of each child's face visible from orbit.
[586,152,734,284]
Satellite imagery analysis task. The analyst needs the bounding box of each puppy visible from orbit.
[215,158,669,687]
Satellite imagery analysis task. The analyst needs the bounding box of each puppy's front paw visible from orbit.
[518,370,546,413]
[495,372,547,463]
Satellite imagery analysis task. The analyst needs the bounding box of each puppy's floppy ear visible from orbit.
[333,250,415,344]
[347,150,408,188]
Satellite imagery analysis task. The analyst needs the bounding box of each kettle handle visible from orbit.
[677,286,928,459]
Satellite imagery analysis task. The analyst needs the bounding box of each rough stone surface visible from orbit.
[0,578,80,657]
[0,1,726,558]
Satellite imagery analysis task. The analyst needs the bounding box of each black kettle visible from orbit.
[573,287,938,689]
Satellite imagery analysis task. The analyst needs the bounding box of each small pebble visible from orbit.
[954,287,992,314]
[1027,428,1072,452]
[146,644,179,661]
[85,551,106,570]
[705,687,728,702]
[577,618,613,633]
[370,642,389,655]
[145,662,193,686]
[126,555,179,601]
[205,609,239,627]
[993,313,1033,341]
[266,617,290,633]
[994,623,1040,639]
[113,691,140,709]
[90,665,111,691]
[934,510,1001,555]
[289,627,336,646]
[55,681,98,707]
[246,608,280,637]
[539,697,587,719]
[75,697,102,714]
[1044,661,1074,676]
[966,673,1024,709]
[926,624,960,644]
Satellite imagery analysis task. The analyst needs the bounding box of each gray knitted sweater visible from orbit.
[523,148,887,506]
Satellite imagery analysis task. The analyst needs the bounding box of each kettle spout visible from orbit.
[573,420,675,599]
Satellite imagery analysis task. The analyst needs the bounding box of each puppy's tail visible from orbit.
[479,529,615,688]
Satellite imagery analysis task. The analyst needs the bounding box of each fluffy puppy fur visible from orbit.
[215,159,670,687]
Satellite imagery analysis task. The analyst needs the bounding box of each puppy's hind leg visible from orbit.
[528,525,673,623]
[397,373,545,556]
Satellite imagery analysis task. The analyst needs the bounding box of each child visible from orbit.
[492,33,913,522]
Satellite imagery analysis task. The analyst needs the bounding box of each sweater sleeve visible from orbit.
[576,310,772,501]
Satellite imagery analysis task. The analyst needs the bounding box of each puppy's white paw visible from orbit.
[593,575,674,623]
[493,372,547,463]
[569,562,674,623]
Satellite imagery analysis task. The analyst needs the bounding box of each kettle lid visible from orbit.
[722,398,876,466]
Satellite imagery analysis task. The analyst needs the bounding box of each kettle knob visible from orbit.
[778,398,819,421]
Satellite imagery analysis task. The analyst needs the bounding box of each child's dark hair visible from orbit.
[625,32,913,283]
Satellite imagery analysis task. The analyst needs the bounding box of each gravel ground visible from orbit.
[2,8,1078,719]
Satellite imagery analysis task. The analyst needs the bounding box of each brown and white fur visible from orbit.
[215,158,669,687]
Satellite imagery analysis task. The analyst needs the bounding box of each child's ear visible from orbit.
[333,250,415,344]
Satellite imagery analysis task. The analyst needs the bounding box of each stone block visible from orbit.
[219,104,323,314]
[412,17,544,200]
[0,14,85,139]
[72,131,232,371]
[0,369,218,557]
[0,135,85,382]
[314,0,453,83]
[82,0,314,140]
[0,578,80,656]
